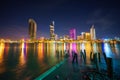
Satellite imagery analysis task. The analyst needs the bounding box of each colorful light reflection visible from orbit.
[19,42,26,66]
[104,43,113,58]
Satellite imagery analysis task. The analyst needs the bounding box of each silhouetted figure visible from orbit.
[84,49,86,59]
[80,50,84,62]
[98,52,101,62]
[103,52,107,63]
[80,50,83,58]
[83,49,86,63]
[72,52,78,63]
[90,51,93,61]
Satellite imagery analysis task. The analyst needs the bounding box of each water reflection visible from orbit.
[81,43,85,52]
[19,42,26,66]
[0,43,5,63]
[114,43,120,56]
[103,43,113,58]
[0,42,119,80]
[0,43,5,73]
[37,43,44,62]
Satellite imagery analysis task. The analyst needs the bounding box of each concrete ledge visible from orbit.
[34,59,66,80]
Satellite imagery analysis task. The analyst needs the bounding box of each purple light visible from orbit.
[72,43,76,52]
[69,29,76,40]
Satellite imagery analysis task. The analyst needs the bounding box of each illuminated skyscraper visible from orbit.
[85,32,91,40]
[28,18,37,40]
[50,21,55,40]
[90,25,96,40]
[69,29,76,40]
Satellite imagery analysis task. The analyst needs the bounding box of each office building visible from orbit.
[28,18,37,40]
[90,25,96,40]
[85,32,91,40]
[69,29,76,40]
[81,32,85,40]
[50,21,55,40]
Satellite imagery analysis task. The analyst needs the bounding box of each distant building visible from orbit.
[77,35,82,40]
[81,32,85,40]
[69,29,76,40]
[81,32,91,40]
[64,35,69,40]
[55,34,58,40]
[50,21,55,40]
[28,18,37,40]
[90,25,96,40]
[85,32,91,40]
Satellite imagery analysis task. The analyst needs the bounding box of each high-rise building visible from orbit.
[85,32,91,40]
[90,25,96,40]
[81,32,91,40]
[50,21,55,40]
[81,32,85,40]
[69,29,76,40]
[64,35,69,40]
[28,18,37,40]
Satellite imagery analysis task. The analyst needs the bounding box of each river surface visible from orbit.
[0,42,120,80]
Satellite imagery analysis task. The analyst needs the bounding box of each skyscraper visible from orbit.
[50,21,55,40]
[90,25,96,40]
[69,29,76,40]
[28,18,37,40]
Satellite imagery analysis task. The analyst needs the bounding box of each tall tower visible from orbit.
[90,25,96,40]
[50,21,55,40]
[28,18,37,40]
[69,29,76,40]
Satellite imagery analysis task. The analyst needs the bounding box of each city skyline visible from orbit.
[0,0,120,40]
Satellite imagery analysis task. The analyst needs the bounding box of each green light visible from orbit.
[35,59,66,80]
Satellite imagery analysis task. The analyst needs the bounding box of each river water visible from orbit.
[0,42,120,80]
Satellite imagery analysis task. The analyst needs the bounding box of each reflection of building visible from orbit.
[90,25,96,40]
[28,18,37,40]
[50,21,55,40]
[69,29,76,40]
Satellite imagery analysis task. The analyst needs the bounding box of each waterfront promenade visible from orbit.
[39,53,120,80]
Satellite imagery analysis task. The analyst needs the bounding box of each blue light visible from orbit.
[104,43,113,58]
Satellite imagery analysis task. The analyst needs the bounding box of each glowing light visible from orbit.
[0,43,5,63]
[19,42,26,66]
[72,43,77,52]
[38,43,44,61]
[69,29,76,40]
[49,42,56,57]
[93,43,97,53]
[104,43,113,57]
[81,43,85,52]
[0,43,5,73]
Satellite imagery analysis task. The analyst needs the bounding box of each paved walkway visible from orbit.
[34,50,120,80]
[42,55,114,80]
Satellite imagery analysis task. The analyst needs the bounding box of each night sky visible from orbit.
[0,0,120,40]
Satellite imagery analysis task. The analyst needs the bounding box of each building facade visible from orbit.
[50,21,55,40]
[69,29,76,40]
[90,25,96,40]
[28,18,37,40]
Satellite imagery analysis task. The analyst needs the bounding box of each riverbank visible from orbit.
[41,55,120,80]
